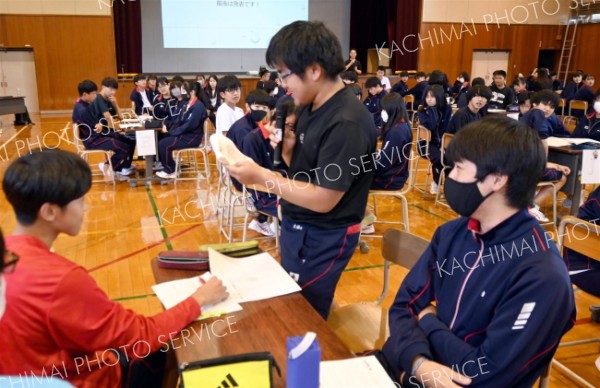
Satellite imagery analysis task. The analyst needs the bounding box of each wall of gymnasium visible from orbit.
[0,0,117,112]
[413,0,600,81]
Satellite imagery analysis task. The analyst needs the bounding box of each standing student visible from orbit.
[226,21,377,319]
[344,48,362,74]
[377,66,392,92]
[0,149,228,388]
[377,117,575,387]
[488,70,515,109]
[447,85,492,134]
[156,82,208,179]
[364,77,388,131]
[215,75,243,136]
[417,85,452,195]
[391,71,409,95]
[520,90,571,222]
[73,80,135,179]
[129,73,153,116]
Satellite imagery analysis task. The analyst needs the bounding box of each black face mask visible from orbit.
[250,109,267,123]
[444,176,493,217]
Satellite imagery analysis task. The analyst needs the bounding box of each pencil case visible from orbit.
[157,251,209,271]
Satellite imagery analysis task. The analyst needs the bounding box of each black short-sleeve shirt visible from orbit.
[90,94,117,123]
[281,87,378,228]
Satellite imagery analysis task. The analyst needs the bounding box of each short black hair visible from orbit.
[377,66,386,72]
[133,74,145,83]
[246,89,271,106]
[266,21,344,80]
[78,80,97,96]
[458,71,470,82]
[147,73,157,81]
[3,149,92,226]
[531,90,560,108]
[517,91,532,105]
[571,71,583,79]
[584,74,595,81]
[341,71,358,83]
[467,85,492,102]
[415,71,426,79]
[399,71,409,78]
[471,77,486,87]
[269,72,280,82]
[262,80,277,94]
[549,71,558,78]
[259,66,270,77]
[217,75,241,94]
[101,77,118,89]
[493,70,507,78]
[156,76,169,86]
[428,70,448,86]
[171,75,185,83]
[365,77,382,89]
[447,116,546,209]
[348,83,362,98]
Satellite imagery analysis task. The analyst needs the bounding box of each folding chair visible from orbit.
[409,125,433,194]
[539,216,600,388]
[72,124,115,185]
[327,229,429,353]
[434,133,454,207]
[557,98,566,116]
[568,100,588,117]
[536,181,558,226]
[174,120,212,185]
[562,115,578,134]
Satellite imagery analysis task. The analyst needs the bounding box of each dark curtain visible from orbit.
[350,0,421,72]
[113,0,142,74]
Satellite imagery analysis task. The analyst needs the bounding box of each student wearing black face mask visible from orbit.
[377,116,575,388]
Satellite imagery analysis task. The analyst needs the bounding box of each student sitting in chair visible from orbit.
[130,73,153,116]
[227,89,272,154]
[447,85,491,134]
[156,82,208,180]
[377,117,576,388]
[561,71,583,103]
[364,77,388,131]
[74,80,135,180]
[572,74,595,118]
[391,71,410,95]
[573,91,600,142]
[0,149,227,388]
[520,90,571,222]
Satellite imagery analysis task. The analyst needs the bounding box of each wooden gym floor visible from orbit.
[0,114,598,386]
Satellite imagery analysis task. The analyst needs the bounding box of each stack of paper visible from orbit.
[320,356,397,388]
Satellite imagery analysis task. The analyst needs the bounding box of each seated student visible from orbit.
[370,93,413,191]
[216,75,243,136]
[364,77,388,131]
[511,76,528,96]
[344,48,362,75]
[362,93,413,234]
[513,91,532,119]
[530,67,553,91]
[520,90,571,222]
[341,70,358,85]
[256,67,271,89]
[451,71,470,101]
[377,117,576,388]
[0,149,227,387]
[447,85,491,134]
[242,100,295,237]
[550,71,564,91]
[73,80,136,180]
[348,83,362,100]
[269,72,287,99]
[227,88,272,152]
[376,66,392,92]
[417,85,452,195]
[488,70,515,109]
[572,74,596,118]
[202,74,221,125]
[457,77,485,109]
[156,82,208,179]
[563,186,600,297]
[405,71,428,108]
[561,71,583,102]
[573,91,600,141]
[129,73,153,116]
[262,80,278,98]
[146,73,158,101]
[391,71,409,95]
[151,77,174,122]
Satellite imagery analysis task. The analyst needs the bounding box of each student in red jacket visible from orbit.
[0,149,228,388]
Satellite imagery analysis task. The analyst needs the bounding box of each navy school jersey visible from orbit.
[227,114,259,151]
[573,112,600,141]
[563,186,600,273]
[371,120,413,190]
[364,90,387,128]
[520,109,551,139]
[167,97,207,138]
[417,105,452,146]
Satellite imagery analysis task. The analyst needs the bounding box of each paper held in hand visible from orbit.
[210,134,252,165]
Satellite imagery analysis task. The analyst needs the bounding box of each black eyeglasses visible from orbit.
[281,71,294,81]
[3,250,19,274]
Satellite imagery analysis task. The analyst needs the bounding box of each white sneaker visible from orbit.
[529,204,549,223]
[248,219,275,237]
[117,168,133,177]
[430,182,439,195]
[156,171,177,179]
[98,162,112,181]
[361,224,375,234]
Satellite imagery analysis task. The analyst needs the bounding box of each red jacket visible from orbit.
[0,235,200,388]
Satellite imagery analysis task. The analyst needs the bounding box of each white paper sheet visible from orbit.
[208,249,301,303]
[152,272,242,320]
[320,356,397,388]
[135,129,157,156]
[547,136,600,148]
[581,149,600,184]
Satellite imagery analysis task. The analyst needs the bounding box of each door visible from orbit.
[471,51,510,85]
[0,49,40,113]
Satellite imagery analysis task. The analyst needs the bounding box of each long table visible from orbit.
[548,145,583,216]
[150,258,354,387]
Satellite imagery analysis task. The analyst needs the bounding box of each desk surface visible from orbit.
[549,145,583,155]
[151,258,354,386]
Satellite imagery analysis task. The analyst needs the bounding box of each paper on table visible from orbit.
[208,249,301,303]
[547,136,600,147]
[152,272,243,320]
[320,356,397,388]
[135,129,157,156]
[582,149,600,184]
